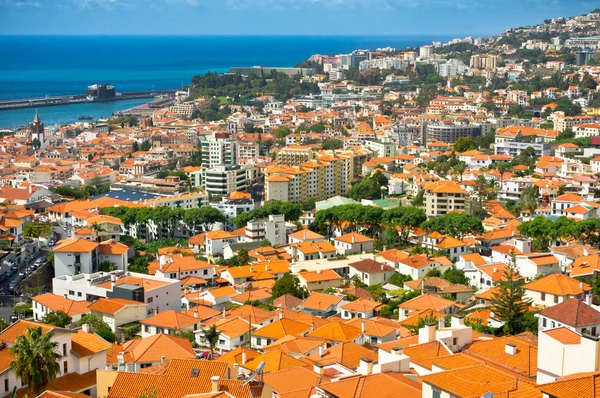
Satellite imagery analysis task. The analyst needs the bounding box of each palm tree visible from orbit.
[10,327,61,394]
[202,324,220,360]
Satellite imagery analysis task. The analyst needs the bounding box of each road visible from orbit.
[0,225,65,322]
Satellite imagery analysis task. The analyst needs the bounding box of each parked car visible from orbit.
[9,313,17,323]
[10,266,17,272]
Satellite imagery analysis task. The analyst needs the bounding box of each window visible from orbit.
[77,292,82,297]
[218,339,225,345]
[593,327,597,336]
[5,378,8,392]
[144,325,150,333]
[68,290,74,296]
[543,318,547,327]
[147,297,153,303]
[63,343,67,356]
[256,338,262,346]
[554,295,559,304]
[157,328,164,334]
[432,390,441,398]
[63,361,68,374]
[541,293,546,301]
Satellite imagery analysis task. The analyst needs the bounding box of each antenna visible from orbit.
[242,361,266,386]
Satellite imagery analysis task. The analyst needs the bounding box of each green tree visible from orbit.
[421,213,484,238]
[237,248,249,266]
[442,267,470,286]
[10,327,61,394]
[77,314,116,342]
[454,137,476,153]
[42,311,72,328]
[271,273,308,299]
[274,126,291,139]
[322,139,344,150]
[404,313,440,335]
[491,252,532,335]
[98,261,117,272]
[202,324,220,359]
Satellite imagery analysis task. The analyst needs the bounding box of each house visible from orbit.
[187,286,237,309]
[297,269,343,291]
[421,232,468,258]
[32,292,90,323]
[88,297,148,339]
[196,316,253,352]
[85,215,124,241]
[550,244,600,272]
[306,341,378,370]
[206,230,239,256]
[152,254,214,281]
[302,293,344,318]
[218,260,289,285]
[140,309,202,338]
[397,255,452,280]
[305,321,363,345]
[263,335,322,358]
[403,277,474,302]
[97,240,129,271]
[334,232,374,255]
[286,241,337,261]
[348,258,395,287]
[522,273,591,307]
[376,248,410,270]
[339,298,382,320]
[53,238,99,277]
[110,333,196,372]
[345,318,397,345]
[398,294,460,320]
[287,229,325,244]
[538,297,600,336]
[251,318,312,349]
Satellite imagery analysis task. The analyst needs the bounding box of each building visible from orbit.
[348,258,395,286]
[202,165,248,196]
[437,59,467,77]
[522,273,590,307]
[245,214,286,246]
[538,298,600,336]
[422,121,481,144]
[276,146,314,165]
[140,309,202,338]
[32,292,91,323]
[88,297,148,338]
[334,233,374,255]
[423,181,466,217]
[200,133,236,168]
[52,271,181,313]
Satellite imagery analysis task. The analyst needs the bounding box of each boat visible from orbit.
[78,115,93,121]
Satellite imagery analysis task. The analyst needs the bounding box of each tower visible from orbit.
[31,111,45,148]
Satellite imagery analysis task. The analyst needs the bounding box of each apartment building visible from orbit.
[202,165,248,196]
[245,214,286,246]
[423,181,466,217]
[553,115,595,132]
[422,121,481,144]
[276,146,314,165]
[200,133,236,167]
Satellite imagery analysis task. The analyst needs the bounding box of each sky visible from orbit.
[0,0,597,36]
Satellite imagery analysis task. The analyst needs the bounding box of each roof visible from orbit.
[335,232,373,244]
[302,293,343,311]
[115,333,196,364]
[240,350,307,374]
[53,237,99,253]
[106,360,229,398]
[253,318,311,340]
[12,371,97,398]
[298,269,341,283]
[89,297,144,315]
[522,273,591,296]
[0,320,64,344]
[263,367,327,395]
[317,373,422,398]
[344,318,397,338]
[403,341,451,369]
[543,327,581,345]
[264,335,324,356]
[140,310,200,330]
[340,298,383,313]
[348,258,394,274]
[71,330,112,357]
[305,321,361,343]
[273,294,304,309]
[32,293,90,316]
[539,298,600,327]
[398,294,457,313]
[463,336,537,377]
[307,341,377,369]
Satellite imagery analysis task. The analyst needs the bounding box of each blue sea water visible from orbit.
[0,35,453,127]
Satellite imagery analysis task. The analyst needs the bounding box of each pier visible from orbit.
[0,90,177,111]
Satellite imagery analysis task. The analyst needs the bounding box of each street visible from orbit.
[0,225,65,323]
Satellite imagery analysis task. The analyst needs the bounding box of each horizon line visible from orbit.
[0,33,491,38]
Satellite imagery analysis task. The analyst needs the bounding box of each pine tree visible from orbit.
[491,251,531,335]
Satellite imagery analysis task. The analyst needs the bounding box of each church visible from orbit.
[30,111,45,148]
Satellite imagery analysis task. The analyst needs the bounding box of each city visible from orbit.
[0,4,599,398]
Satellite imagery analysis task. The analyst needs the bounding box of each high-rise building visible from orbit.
[351,50,371,67]
[419,45,433,58]
[201,133,237,168]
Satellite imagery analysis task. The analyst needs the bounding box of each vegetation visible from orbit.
[348,171,388,201]
[491,252,532,335]
[10,327,61,394]
[23,222,52,239]
[421,213,484,238]
[77,314,116,343]
[271,273,308,299]
[232,201,303,228]
[53,184,111,200]
[42,311,72,328]
[201,325,220,359]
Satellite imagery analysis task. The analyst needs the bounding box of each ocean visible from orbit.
[0,35,453,127]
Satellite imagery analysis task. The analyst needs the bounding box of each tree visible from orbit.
[10,327,61,394]
[237,248,249,266]
[322,139,344,150]
[454,137,476,153]
[271,273,307,299]
[32,138,41,150]
[274,126,291,139]
[491,252,532,335]
[202,325,220,359]
[421,213,484,238]
[42,311,72,328]
[442,267,470,286]
[77,314,116,342]
[404,313,440,335]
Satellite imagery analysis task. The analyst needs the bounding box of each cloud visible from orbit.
[0,0,40,6]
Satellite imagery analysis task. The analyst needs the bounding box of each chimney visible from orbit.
[358,357,373,375]
[250,267,254,273]
[438,318,445,330]
[361,321,366,333]
[222,308,226,319]
[161,355,166,363]
[451,315,465,328]
[265,265,269,271]
[210,376,220,393]
[279,311,283,320]
[193,310,198,318]
[317,269,321,274]
[352,234,356,244]
[419,323,437,344]
[241,350,247,365]
[581,281,584,292]
[505,343,517,355]
[586,295,593,306]
[319,345,324,358]
[82,324,90,333]
[584,248,589,256]
[313,363,325,375]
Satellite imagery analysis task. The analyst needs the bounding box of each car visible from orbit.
[9,313,17,323]
[0,275,6,283]
[62,226,67,231]
[8,285,15,294]
[197,351,220,360]
[5,271,12,278]
[48,241,54,247]
[52,222,59,226]
[10,266,17,272]
[18,272,25,278]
